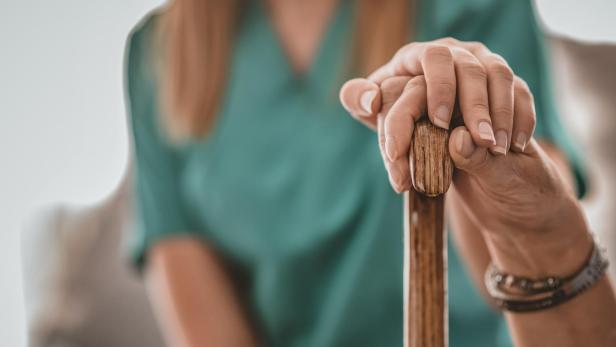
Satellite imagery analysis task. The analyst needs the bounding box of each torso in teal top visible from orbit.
[126,1,584,346]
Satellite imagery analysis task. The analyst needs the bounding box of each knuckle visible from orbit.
[424,44,453,61]
[381,76,408,94]
[396,42,417,58]
[514,77,535,102]
[459,61,487,80]
[468,41,487,52]
[492,105,514,117]
[380,76,400,91]
[380,76,408,107]
[403,42,417,52]
[434,80,456,97]
[488,61,514,83]
[514,76,530,93]
[485,53,508,66]
[405,75,426,90]
[437,37,459,46]
[470,100,490,114]
[395,44,409,56]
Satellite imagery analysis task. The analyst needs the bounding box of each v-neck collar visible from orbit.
[253,0,352,89]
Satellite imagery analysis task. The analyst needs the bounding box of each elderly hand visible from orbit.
[339,38,592,275]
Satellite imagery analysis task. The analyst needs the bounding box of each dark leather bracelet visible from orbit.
[485,238,609,313]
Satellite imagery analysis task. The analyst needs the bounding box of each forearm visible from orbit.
[446,188,492,298]
[484,207,616,347]
[145,237,258,347]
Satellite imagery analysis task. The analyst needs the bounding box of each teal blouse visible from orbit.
[125,1,585,346]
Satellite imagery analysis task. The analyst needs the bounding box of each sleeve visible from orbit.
[124,16,199,271]
[439,0,587,198]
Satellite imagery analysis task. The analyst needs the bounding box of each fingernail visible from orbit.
[456,130,476,158]
[433,105,450,129]
[513,132,527,152]
[478,121,496,144]
[385,136,397,162]
[359,90,377,116]
[493,130,508,155]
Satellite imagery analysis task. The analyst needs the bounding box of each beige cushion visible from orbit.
[549,35,616,279]
[21,170,164,347]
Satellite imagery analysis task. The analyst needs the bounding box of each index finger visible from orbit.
[369,43,456,131]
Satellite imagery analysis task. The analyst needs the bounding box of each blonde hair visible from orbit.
[161,0,413,139]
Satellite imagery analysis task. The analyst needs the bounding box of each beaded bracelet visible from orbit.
[484,239,609,312]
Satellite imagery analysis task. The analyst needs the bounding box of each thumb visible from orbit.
[339,78,381,130]
[449,126,495,176]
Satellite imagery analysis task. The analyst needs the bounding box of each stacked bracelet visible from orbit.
[484,238,609,312]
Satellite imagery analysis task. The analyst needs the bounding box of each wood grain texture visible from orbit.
[405,192,447,347]
[410,119,453,197]
[404,118,452,347]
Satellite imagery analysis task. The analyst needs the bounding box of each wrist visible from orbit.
[482,199,593,278]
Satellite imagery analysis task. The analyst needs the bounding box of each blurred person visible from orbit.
[125,0,616,346]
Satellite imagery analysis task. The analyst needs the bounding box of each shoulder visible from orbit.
[124,9,168,128]
[125,9,164,84]
[433,0,533,18]
[427,0,535,39]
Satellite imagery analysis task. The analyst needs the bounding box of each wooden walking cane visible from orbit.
[404,118,453,347]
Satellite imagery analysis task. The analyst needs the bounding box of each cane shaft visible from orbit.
[404,119,452,347]
[405,191,446,347]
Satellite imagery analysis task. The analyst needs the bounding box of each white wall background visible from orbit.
[0,0,614,346]
[535,0,616,43]
[0,1,163,346]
